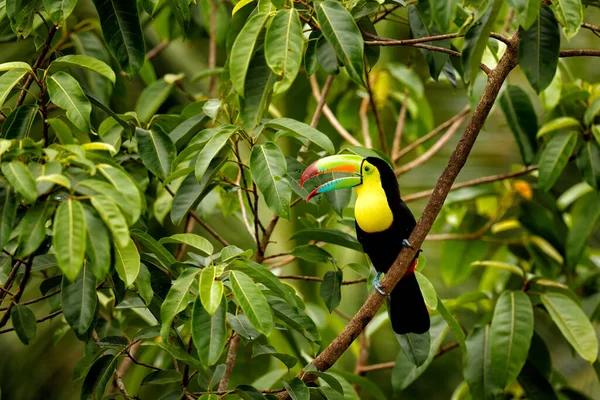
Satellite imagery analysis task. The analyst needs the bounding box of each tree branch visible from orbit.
[310,74,335,128]
[559,49,600,57]
[391,89,408,164]
[189,211,229,247]
[0,309,62,335]
[359,97,373,148]
[219,334,240,391]
[276,32,520,398]
[277,276,367,285]
[364,65,387,153]
[582,22,600,33]
[0,257,33,329]
[357,342,459,374]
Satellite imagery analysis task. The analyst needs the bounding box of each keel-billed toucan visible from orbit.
[300,155,430,335]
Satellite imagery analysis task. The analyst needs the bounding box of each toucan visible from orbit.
[300,155,430,335]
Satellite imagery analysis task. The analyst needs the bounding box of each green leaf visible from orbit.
[43,0,77,24]
[136,263,154,305]
[228,312,261,341]
[194,124,236,182]
[240,50,276,130]
[0,185,17,250]
[566,192,600,267]
[317,0,365,86]
[160,233,214,256]
[283,377,310,400]
[229,270,274,335]
[170,113,209,149]
[199,266,224,315]
[1,160,37,203]
[1,104,38,139]
[169,0,191,31]
[269,297,321,344]
[437,299,467,359]
[320,270,342,312]
[432,0,458,31]
[550,0,583,40]
[51,55,116,84]
[141,370,183,385]
[538,131,577,191]
[47,72,92,132]
[113,236,140,287]
[62,262,98,336]
[252,343,297,369]
[397,331,430,367]
[464,325,498,400]
[17,201,56,258]
[232,0,254,15]
[90,194,130,248]
[53,199,86,281]
[490,291,534,388]
[506,0,541,29]
[0,61,31,72]
[291,228,362,252]
[584,97,600,126]
[192,295,227,366]
[462,0,502,84]
[576,141,600,190]
[541,292,598,363]
[250,142,292,219]
[265,8,303,94]
[98,164,144,225]
[92,0,146,75]
[230,12,270,96]
[387,63,424,98]
[408,6,450,81]
[441,239,488,286]
[6,0,36,38]
[499,85,539,165]
[266,118,335,154]
[136,126,177,180]
[537,116,580,138]
[135,78,175,123]
[160,267,200,339]
[518,5,561,93]
[229,259,297,308]
[0,68,28,109]
[316,35,340,74]
[471,261,525,277]
[10,304,36,345]
[81,354,119,400]
[290,245,333,263]
[415,272,438,310]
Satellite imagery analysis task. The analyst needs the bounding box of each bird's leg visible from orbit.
[372,272,389,296]
[402,238,414,250]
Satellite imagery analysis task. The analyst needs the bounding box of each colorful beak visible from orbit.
[300,155,364,201]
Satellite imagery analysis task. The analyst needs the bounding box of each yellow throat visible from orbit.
[354,168,394,233]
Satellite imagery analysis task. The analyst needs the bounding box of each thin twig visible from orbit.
[0,309,62,335]
[395,112,468,176]
[237,168,256,242]
[146,40,169,60]
[357,342,459,374]
[359,98,373,148]
[124,348,161,371]
[0,288,60,311]
[392,89,408,164]
[582,23,600,33]
[218,334,240,391]
[310,74,335,128]
[189,211,229,247]
[309,75,361,146]
[364,66,387,153]
[559,49,600,57]
[278,276,367,285]
[0,257,33,329]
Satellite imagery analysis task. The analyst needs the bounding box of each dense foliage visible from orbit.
[0,0,599,399]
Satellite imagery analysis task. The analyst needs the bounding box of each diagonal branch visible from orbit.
[276,31,520,399]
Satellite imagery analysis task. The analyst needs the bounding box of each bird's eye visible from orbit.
[364,166,371,173]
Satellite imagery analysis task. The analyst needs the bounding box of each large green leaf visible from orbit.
[50,55,116,84]
[47,72,92,133]
[538,131,577,191]
[239,50,276,130]
[0,68,28,109]
[97,164,144,225]
[541,292,598,363]
[252,343,297,369]
[135,78,175,123]
[461,0,502,84]
[464,325,499,399]
[43,0,77,24]
[160,233,214,256]
[441,239,487,286]
[17,201,56,258]
[566,192,600,267]
[1,104,38,139]
[0,185,17,250]
[499,85,539,165]
[90,194,129,248]
[5,0,36,37]
[431,0,458,31]
[576,141,600,190]
[62,262,98,336]
[506,0,541,29]
[290,228,362,252]
[160,267,200,339]
[170,0,190,31]
[10,304,36,345]
[229,259,297,307]
[518,5,560,93]
[266,118,335,154]
[537,116,580,138]
[113,236,140,287]
[199,266,224,315]
[1,160,37,203]
[192,296,227,366]
[131,230,177,269]
[92,0,145,75]
[320,270,342,312]
[397,331,430,368]
[550,0,583,39]
[265,8,303,94]
[53,199,87,281]
[81,354,119,400]
[317,0,364,86]
[407,6,449,81]
[269,297,321,344]
[136,126,177,180]
[283,378,310,400]
[195,125,236,183]
[250,142,291,219]
[584,97,600,126]
[82,204,111,280]
[490,291,534,388]
[229,270,274,335]
[230,12,270,96]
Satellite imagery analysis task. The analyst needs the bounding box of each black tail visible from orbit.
[389,273,430,334]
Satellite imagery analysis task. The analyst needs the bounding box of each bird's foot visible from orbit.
[372,272,389,296]
[402,239,415,250]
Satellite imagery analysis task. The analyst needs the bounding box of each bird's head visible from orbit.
[300,155,395,201]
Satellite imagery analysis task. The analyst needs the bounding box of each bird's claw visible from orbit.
[372,272,389,296]
[402,239,415,250]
